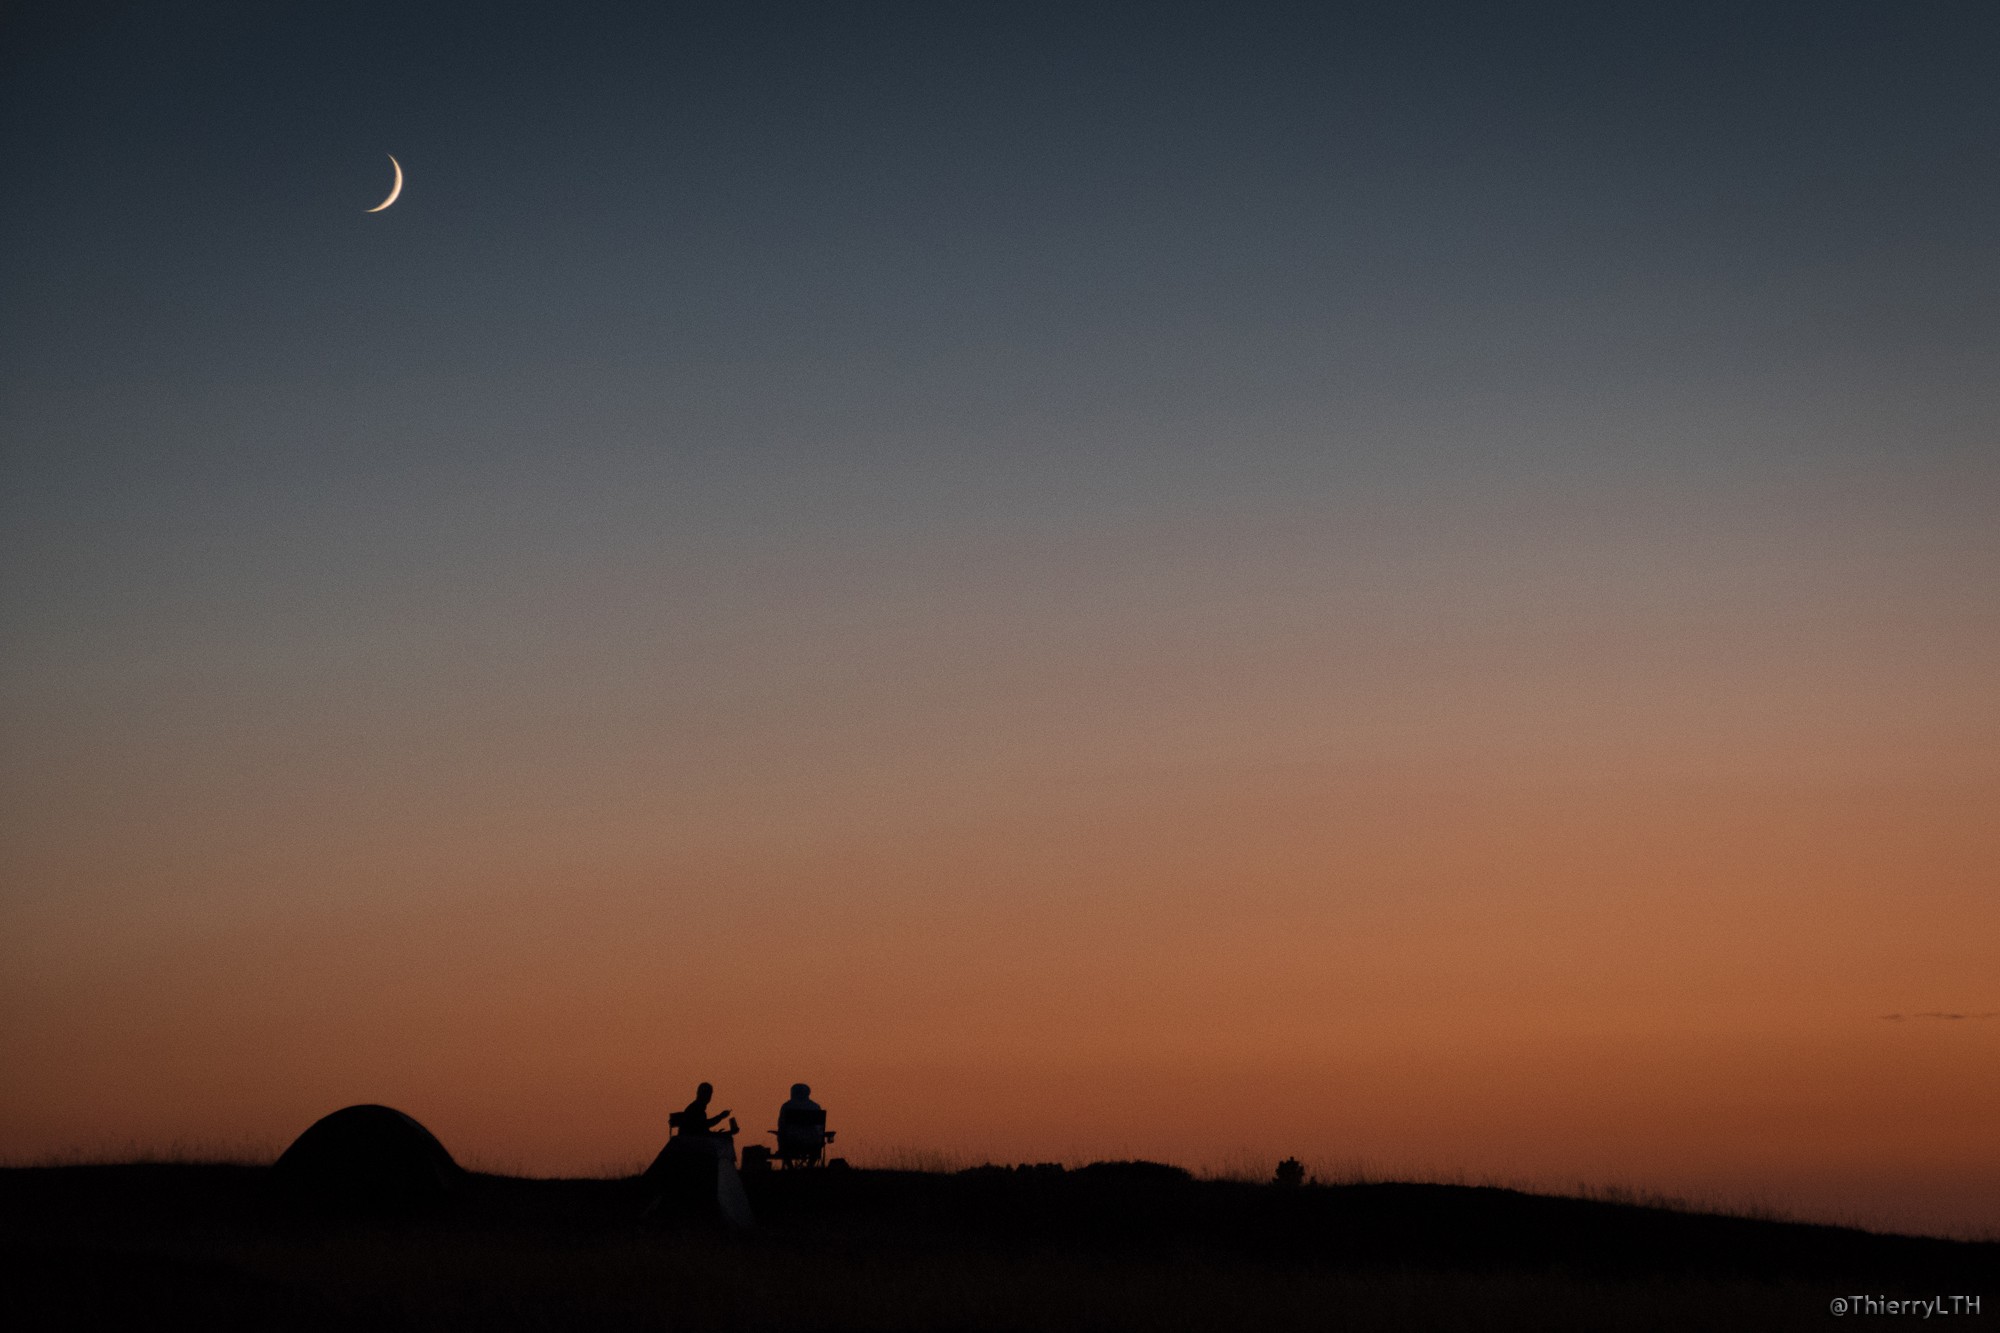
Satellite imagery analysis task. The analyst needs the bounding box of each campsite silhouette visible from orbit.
[2,1095,1993,1331]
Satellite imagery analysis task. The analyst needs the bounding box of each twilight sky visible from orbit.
[2,1,1996,1235]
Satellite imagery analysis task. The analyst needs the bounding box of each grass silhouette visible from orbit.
[1,1158,1992,1330]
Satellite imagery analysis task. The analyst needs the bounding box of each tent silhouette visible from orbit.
[273,1104,461,1211]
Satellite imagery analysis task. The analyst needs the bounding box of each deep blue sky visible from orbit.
[9,1,1998,458]
[7,1,1997,648]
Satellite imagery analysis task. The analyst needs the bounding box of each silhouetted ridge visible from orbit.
[1071,1160,1193,1184]
[3,1162,1992,1330]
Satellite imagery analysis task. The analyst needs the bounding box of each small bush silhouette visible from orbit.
[1273,1158,1306,1188]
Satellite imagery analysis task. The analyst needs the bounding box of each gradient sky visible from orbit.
[3,1,1996,1236]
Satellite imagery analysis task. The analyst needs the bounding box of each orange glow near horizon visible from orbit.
[6,691,1995,1235]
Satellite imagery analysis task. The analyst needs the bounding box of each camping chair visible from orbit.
[769,1106,835,1169]
[667,1109,739,1164]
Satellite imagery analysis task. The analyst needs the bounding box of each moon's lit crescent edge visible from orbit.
[366,155,403,213]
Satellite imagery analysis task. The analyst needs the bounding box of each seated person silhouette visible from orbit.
[646,1081,752,1226]
[669,1082,738,1145]
[772,1082,833,1167]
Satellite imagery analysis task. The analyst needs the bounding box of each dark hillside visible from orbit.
[0,1163,1991,1331]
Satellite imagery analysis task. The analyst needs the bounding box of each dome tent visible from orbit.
[272,1104,462,1212]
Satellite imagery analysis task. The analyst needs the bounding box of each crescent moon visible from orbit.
[365,155,403,213]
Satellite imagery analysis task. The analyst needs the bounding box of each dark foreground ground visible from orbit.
[1,1162,1992,1331]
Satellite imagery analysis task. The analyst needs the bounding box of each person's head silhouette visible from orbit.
[695,1082,713,1103]
[791,1083,810,1100]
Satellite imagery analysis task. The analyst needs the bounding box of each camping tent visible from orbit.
[272,1104,461,1212]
